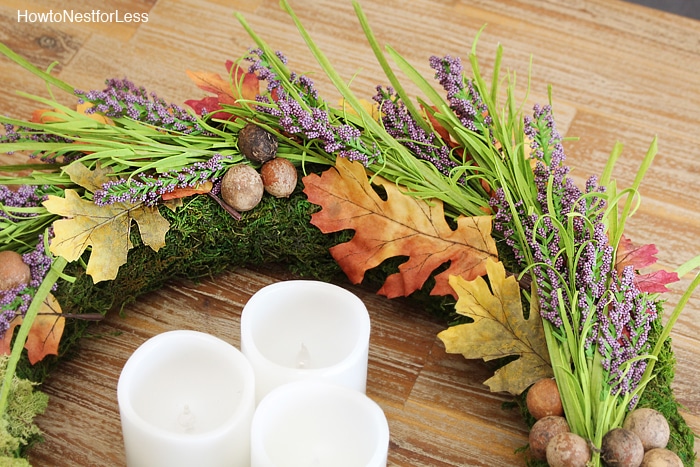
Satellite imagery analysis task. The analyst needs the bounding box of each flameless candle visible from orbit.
[240,280,371,403]
[250,380,390,467]
[117,330,256,467]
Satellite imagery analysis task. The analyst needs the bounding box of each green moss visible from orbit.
[9,187,695,466]
[0,357,48,462]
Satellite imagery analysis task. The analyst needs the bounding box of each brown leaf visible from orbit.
[303,157,498,298]
[438,259,552,395]
[0,293,65,364]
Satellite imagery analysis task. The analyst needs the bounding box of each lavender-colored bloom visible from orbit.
[75,78,207,135]
[0,230,55,339]
[491,103,655,401]
[94,154,232,206]
[0,184,47,220]
[372,86,460,178]
[593,265,655,404]
[2,122,74,162]
[244,48,380,166]
[429,55,492,132]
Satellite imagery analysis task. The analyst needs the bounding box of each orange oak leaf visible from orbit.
[30,102,112,125]
[0,293,65,364]
[303,157,498,298]
[616,235,679,293]
[160,181,213,201]
[185,60,259,119]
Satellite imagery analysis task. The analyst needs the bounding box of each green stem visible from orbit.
[0,256,67,415]
[643,270,700,383]
[353,1,429,132]
[0,43,74,95]
[608,137,657,253]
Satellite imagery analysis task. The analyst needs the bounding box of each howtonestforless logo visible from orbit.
[17,9,148,23]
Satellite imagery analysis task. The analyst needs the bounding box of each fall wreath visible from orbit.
[0,1,698,466]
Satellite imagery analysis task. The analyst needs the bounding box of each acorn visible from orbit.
[261,158,297,198]
[0,250,31,291]
[526,378,564,420]
[641,448,683,467]
[529,415,570,461]
[220,164,264,212]
[238,123,278,164]
[623,407,670,451]
[601,428,645,467]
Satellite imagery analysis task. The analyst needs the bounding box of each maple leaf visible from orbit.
[303,157,498,298]
[185,60,259,120]
[437,259,552,395]
[615,235,679,293]
[0,293,65,364]
[63,160,113,193]
[43,189,169,283]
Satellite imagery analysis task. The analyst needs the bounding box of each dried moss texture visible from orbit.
[10,188,694,466]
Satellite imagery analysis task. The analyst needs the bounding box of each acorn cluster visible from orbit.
[220,123,298,212]
[525,378,682,467]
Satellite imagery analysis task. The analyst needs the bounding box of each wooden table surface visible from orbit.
[1,0,699,465]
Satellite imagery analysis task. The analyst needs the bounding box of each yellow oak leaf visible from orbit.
[0,293,65,364]
[43,189,169,283]
[438,259,552,395]
[338,98,381,121]
[63,160,113,193]
[303,157,497,298]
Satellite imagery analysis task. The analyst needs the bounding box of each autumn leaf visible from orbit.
[303,157,498,298]
[160,181,213,201]
[185,60,259,119]
[0,293,65,364]
[338,98,381,121]
[30,102,112,125]
[437,259,552,395]
[616,235,679,293]
[43,189,169,283]
[63,160,113,193]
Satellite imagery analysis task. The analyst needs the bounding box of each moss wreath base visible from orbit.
[7,191,692,466]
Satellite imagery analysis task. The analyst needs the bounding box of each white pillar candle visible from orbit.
[250,380,390,467]
[117,330,256,467]
[240,280,370,403]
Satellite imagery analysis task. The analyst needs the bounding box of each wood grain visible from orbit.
[0,0,698,465]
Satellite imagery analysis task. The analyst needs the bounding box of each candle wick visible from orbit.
[177,404,196,433]
[296,343,311,368]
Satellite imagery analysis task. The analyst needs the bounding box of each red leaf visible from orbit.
[634,270,679,294]
[185,61,259,119]
[615,235,679,293]
[160,182,213,201]
[183,96,229,120]
[616,235,659,270]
